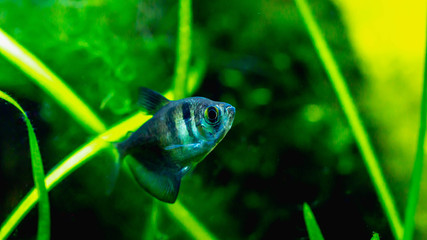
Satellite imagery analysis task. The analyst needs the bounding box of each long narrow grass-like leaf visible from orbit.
[0,111,144,240]
[294,0,403,239]
[173,0,192,99]
[165,201,217,240]
[0,91,50,240]
[371,232,380,240]
[186,56,207,95]
[0,28,106,134]
[402,9,427,240]
[303,203,325,240]
[144,201,160,240]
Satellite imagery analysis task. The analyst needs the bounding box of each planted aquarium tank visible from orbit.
[0,0,427,239]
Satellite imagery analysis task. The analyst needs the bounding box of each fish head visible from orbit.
[194,97,236,145]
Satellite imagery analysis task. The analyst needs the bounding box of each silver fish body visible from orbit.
[116,88,235,203]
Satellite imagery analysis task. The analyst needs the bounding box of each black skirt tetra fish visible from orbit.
[116,88,235,203]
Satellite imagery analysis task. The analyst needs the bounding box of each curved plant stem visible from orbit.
[294,0,403,239]
[402,8,427,240]
[0,91,50,240]
[0,28,107,134]
[173,0,192,99]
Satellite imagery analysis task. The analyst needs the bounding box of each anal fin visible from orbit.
[126,156,181,203]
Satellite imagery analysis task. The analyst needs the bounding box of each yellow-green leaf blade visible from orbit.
[371,232,380,240]
[303,203,325,240]
[402,5,427,240]
[172,0,192,99]
[294,0,403,238]
[0,28,106,134]
[0,90,50,240]
[165,201,217,240]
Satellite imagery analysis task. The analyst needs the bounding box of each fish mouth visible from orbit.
[213,104,236,144]
[225,105,236,124]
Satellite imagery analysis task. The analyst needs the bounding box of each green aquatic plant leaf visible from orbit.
[303,203,325,240]
[0,28,106,134]
[294,0,403,239]
[186,55,207,95]
[165,201,217,240]
[371,232,380,240]
[173,0,192,99]
[0,111,146,240]
[0,91,50,240]
[402,8,427,240]
[144,201,161,240]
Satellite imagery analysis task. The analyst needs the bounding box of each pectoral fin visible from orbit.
[126,156,181,203]
[105,145,124,195]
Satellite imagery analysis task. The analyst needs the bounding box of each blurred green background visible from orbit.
[0,0,425,239]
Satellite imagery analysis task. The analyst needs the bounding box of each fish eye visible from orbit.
[204,106,220,125]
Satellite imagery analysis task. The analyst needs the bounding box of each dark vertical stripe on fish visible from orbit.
[182,102,195,139]
[182,102,191,121]
[166,107,179,143]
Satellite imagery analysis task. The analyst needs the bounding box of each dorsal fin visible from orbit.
[138,87,170,115]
